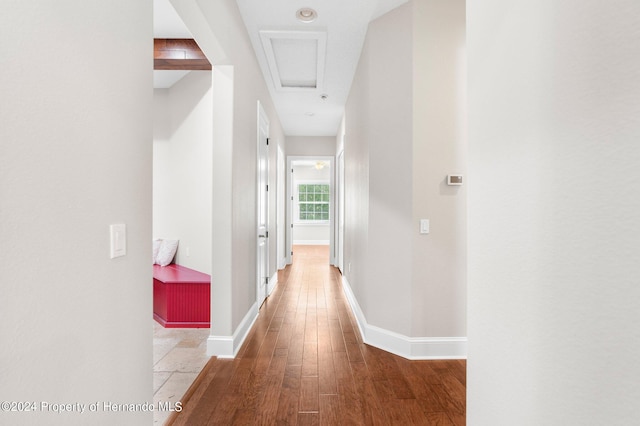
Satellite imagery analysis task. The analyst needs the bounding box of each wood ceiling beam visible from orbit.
[154,39,212,71]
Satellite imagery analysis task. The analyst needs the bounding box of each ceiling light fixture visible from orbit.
[296,8,317,23]
[315,161,325,170]
[320,94,328,101]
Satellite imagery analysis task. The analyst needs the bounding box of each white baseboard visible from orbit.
[207,302,259,358]
[341,276,467,360]
[293,240,329,245]
[267,272,278,296]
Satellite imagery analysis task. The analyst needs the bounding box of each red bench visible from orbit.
[153,264,210,328]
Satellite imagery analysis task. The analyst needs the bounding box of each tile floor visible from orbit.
[153,321,210,425]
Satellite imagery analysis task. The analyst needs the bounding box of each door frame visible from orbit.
[286,155,336,266]
[256,101,270,306]
[336,149,345,273]
[276,145,287,270]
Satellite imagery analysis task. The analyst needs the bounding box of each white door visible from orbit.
[257,102,269,305]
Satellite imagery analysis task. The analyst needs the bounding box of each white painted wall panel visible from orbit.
[343,0,466,342]
[0,1,152,424]
[411,0,467,337]
[286,136,336,157]
[468,0,640,423]
[172,0,286,337]
[153,71,213,275]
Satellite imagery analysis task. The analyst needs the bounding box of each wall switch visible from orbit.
[420,219,430,234]
[110,224,127,258]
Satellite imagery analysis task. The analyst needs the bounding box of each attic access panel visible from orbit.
[259,30,327,92]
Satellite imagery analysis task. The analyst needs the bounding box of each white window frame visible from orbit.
[294,180,330,225]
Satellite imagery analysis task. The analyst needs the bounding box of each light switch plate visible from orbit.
[420,219,430,234]
[110,224,127,258]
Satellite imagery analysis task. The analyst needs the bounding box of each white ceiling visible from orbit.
[153,0,192,38]
[153,0,409,137]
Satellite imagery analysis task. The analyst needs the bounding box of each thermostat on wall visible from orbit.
[447,175,463,186]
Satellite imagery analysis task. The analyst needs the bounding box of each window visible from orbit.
[296,182,330,222]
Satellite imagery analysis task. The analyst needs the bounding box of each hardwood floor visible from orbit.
[167,245,466,425]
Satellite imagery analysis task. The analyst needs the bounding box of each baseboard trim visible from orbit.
[341,276,467,360]
[293,240,329,245]
[267,272,278,296]
[206,302,259,358]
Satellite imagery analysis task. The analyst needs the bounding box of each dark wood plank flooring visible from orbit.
[168,245,466,425]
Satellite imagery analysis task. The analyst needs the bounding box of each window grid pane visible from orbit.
[297,183,330,222]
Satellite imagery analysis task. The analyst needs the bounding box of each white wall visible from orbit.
[468,0,640,423]
[268,132,283,281]
[287,136,336,157]
[0,1,152,425]
[153,71,213,274]
[171,0,286,353]
[276,145,287,268]
[411,0,466,337]
[342,0,466,357]
[293,227,329,245]
[343,1,413,336]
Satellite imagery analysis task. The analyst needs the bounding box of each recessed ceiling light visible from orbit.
[320,94,328,101]
[296,8,317,23]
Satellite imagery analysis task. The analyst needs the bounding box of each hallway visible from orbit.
[168,245,466,425]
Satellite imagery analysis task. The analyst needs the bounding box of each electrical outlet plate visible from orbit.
[447,175,463,185]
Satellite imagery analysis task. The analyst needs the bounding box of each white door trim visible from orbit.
[256,101,269,305]
[336,149,345,273]
[286,155,335,265]
[276,146,287,270]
